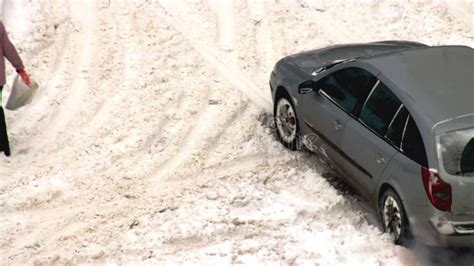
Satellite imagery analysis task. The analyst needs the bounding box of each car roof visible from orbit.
[287,41,427,71]
[363,46,474,128]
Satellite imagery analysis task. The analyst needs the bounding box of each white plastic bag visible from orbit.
[5,75,39,111]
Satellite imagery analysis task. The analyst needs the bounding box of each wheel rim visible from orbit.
[276,98,297,144]
[383,195,402,242]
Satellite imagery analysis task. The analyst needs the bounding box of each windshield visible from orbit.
[439,128,474,177]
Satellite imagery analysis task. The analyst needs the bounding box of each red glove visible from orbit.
[18,69,31,87]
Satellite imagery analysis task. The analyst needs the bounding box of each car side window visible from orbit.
[402,116,428,167]
[359,82,402,136]
[386,106,409,148]
[317,68,377,113]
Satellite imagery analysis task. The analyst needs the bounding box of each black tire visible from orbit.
[273,94,300,150]
[380,188,411,245]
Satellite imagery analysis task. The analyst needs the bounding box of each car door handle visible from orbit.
[376,156,386,164]
[333,120,343,131]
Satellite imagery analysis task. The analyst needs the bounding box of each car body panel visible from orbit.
[299,91,354,185]
[300,90,351,156]
[341,118,398,197]
[377,152,430,209]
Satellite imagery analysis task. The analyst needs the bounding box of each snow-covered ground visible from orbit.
[0,0,473,265]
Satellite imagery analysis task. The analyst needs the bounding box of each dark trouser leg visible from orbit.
[0,86,10,156]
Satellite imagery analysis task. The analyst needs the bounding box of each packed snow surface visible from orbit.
[0,0,473,265]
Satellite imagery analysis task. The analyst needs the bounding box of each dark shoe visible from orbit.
[1,147,10,157]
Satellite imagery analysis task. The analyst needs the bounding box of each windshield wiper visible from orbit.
[311,58,358,76]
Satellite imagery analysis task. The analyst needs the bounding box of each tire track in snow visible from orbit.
[108,4,218,185]
[45,0,98,137]
[164,99,252,176]
[208,0,236,52]
[29,0,99,152]
[34,1,140,157]
[140,92,185,154]
[150,89,213,184]
[156,2,272,112]
[119,89,206,181]
[246,0,275,73]
[73,1,132,137]
[80,4,141,136]
[5,208,82,260]
[200,101,249,157]
[301,0,359,43]
[67,0,146,190]
[145,0,274,186]
[58,0,163,213]
[201,152,287,175]
[147,0,278,185]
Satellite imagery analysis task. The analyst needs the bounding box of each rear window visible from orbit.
[439,128,474,177]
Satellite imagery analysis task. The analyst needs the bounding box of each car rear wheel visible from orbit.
[274,95,299,150]
[381,189,410,245]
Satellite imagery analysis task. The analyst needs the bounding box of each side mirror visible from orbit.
[298,80,320,94]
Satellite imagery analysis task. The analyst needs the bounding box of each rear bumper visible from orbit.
[418,230,474,247]
[409,209,474,247]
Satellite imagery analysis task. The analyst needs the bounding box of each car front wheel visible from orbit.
[381,188,410,245]
[274,95,299,150]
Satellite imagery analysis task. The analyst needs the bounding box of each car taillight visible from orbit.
[421,167,452,212]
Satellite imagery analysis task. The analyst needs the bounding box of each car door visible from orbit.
[299,67,377,176]
[340,81,404,196]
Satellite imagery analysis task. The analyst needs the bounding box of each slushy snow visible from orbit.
[0,0,473,265]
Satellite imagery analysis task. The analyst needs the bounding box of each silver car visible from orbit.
[270,41,474,247]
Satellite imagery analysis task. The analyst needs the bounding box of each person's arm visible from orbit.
[1,22,30,86]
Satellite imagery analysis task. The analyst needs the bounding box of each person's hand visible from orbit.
[18,69,31,87]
